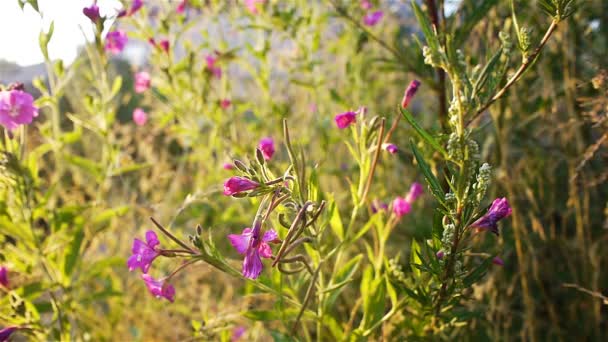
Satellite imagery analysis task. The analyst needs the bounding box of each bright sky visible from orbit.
[0,0,122,66]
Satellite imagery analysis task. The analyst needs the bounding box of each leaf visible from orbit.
[410,141,445,203]
[39,21,54,60]
[400,107,447,157]
[463,257,493,287]
[411,1,440,52]
[63,226,85,280]
[244,309,313,322]
[110,76,123,98]
[453,0,499,45]
[410,239,422,277]
[63,154,103,179]
[360,266,386,330]
[473,48,503,98]
[325,254,363,308]
[328,198,344,240]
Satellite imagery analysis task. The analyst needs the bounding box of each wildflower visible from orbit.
[371,199,388,213]
[363,10,384,26]
[228,226,279,279]
[132,108,148,126]
[392,197,411,217]
[220,99,232,109]
[258,137,275,160]
[0,266,8,288]
[176,0,187,14]
[118,0,143,17]
[223,162,235,170]
[384,143,398,154]
[83,3,100,23]
[134,71,151,93]
[159,39,170,53]
[401,80,421,108]
[436,250,445,260]
[360,0,372,10]
[105,30,128,55]
[334,111,357,129]
[405,182,423,203]
[206,55,222,79]
[0,327,18,341]
[223,176,259,196]
[244,0,266,14]
[470,197,512,235]
[492,256,504,266]
[141,274,175,302]
[127,230,161,273]
[0,89,39,132]
[231,326,246,341]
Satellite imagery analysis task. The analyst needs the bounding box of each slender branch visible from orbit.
[149,217,197,253]
[361,118,385,204]
[467,20,560,127]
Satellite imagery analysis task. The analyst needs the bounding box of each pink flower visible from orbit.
[471,197,512,235]
[0,266,8,288]
[492,257,504,266]
[363,10,383,26]
[105,30,128,55]
[244,0,266,14]
[228,226,278,279]
[177,0,187,14]
[118,0,143,17]
[220,99,232,109]
[127,230,161,273]
[258,137,275,160]
[132,108,148,126]
[0,89,39,132]
[206,55,222,79]
[134,71,151,93]
[401,80,421,108]
[392,197,411,217]
[141,274,175,302]
[223,176,259,196]
[360,0,372,10]
[405,182,423,203]
[223,162,235,170]
[159,39,170,53]
[384,143,398,154]
[436,250,445,260]
[83,3,100,23]
[334,111,357,129]
[231,326,246,341]
[0,327,18,341]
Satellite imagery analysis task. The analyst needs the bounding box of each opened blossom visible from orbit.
[363,10,384,26]
[392,197,412,217]
[258,137,275,160]
[176,0,188,14]
[105,30,128,55]
[127,230,161,273]
[384,143,398,154]
[334,111,356,129]
[401,80,421,108]
[132,108,148,126]
[0,89,38,132]
[228,226,278,279]
[134,71,151,93]
[0,266,8,288]
[83,3,100,23]
[141,274,175,302]
[223,176,259,196]
[471,197,512,235]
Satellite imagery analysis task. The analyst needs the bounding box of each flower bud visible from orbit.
[401,80,421,108]
[223,177,260,196]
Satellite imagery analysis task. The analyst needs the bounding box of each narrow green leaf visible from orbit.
[410,239,422,277]
[410,140,445,203]
[463,257,493,287]
[63,226,85,279]
[400,107,447,157]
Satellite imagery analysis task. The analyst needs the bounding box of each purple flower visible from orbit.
[134,71,151,93]
[405,182,423,203]
[471,197,512,235]
[177,0,188,14]
[401,80,421,108]
[105,30,128,55]
[228,226,278,279]
[83,3,100,23]
[231,326,246,341]
[132,108,148,126]
[371,199,388,213]
[0,327,18,341]
[0,89,39,132]
[206,55,222,79]
[141,274,175,302]
[363,10,383,26]
[127,230,161,273]
[334,111,357,129]
[436,251,445,260]
[0,266,8,288]
[492,257,504,266]
[223,176,259,196]
[258,137,275,160]
[384,143,398,154]
[392,197,411,217]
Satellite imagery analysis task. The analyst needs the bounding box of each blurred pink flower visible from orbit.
[401,80,421,109]
[220,99,232,109]
[105,30,128,55]
[206,55,222,79]
[231,326,246,341]
[363,10,383,26]
[258,137,275,160]
[492,257,505,266]
[436,250,445,260]
[371,199,388,213]
[334,111,357,129]
[127,230,161,273]
[134,71,151,93]
[159,39,170,53]
[405,182,423,203]
[244,0,266,14]
[360,0,372,10]
[133,108,148,126]
[384,143,398,154]
[471,197,512,235]
[141,274,175,302]
[228,226,278,279]
[118,0,143,17]
[0,89,39,132]
[223,162,235,170]
[223,176,259,196]
[0,327,18,341]
[0,266,8,288]
[83,3,100,23]
[177,0,187,14]
[392,197,412,217]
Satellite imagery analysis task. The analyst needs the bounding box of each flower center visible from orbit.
[9,106,20,117]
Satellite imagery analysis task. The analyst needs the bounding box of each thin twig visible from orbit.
[150,217,197,253]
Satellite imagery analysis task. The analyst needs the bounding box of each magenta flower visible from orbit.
[384,143,398,154]
[363,10,384,26]
[206,55,222,79]
[228,226,278,279]
[223,176,259,196]
[492,257,504,266]
[118,0,143,17]
[436,250,445,260]
[258,137,275,160]
[392,197,412,217]
[177,0,187,14]
[220,99,232,109]
[0,89,39,132]
[405,182,423,203]
[127,230,161,273]
[0,266,8,288]
[244,0,266,14]
[105,30,128,55]
[132,108,148,126]
[159,39,170,53]
[334,111,357,129]
[231,326,246,341]
[0,327,18,341]
[134,71,151,93]
[360,0,372,10]
[223,162,235,170]
[83,3,100,23]
[141,274,175,302]
[401,80,421,108]
[471,197,512,235]
[371,199,388,213]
